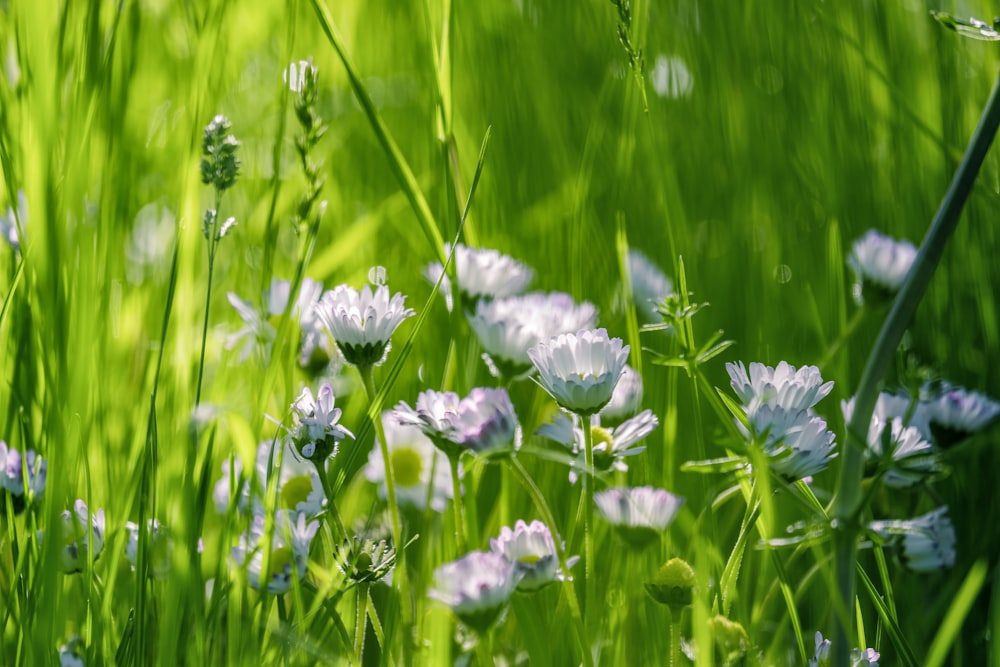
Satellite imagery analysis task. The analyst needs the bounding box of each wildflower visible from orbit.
[842,391,931,438]
[336,536,396,585]
[600,363,644,420]
[625,249,673,323]
[708,615,750,665]
[0,190,27,251]
[200,114,240,191]
[594,486,685,548]
[425,243,534,310]
[809,631,880,667]
[489,520,578,591]
[0,441,46,513]
[125,519,175,579]
[231,511,319,594]
[315,283,415,368]
[213,440,327,516]
[645,557,695,609]
[58,636,86,667]
[393,388,520,460]
[842,398,938,487]
[922,383,1000,447]
[284,59,316,93]
[529,328,630,416]
[49,500,106,574]
[848,229,917,303]
[727,360,834,414]
[290,383,354,462]
[429,550,522,632]
[746,406,837,482]
[869,506,956,571]
[364,414,454,512]
[226,278,327,364]
[537,410,656,482]
[468,292,598,379]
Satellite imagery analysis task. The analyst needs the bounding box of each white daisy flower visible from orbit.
[226,278,326,363]
[489,519,578,591]
[50,500,106,573]
[869,506,956,572]
[626,250,673,323]
[315,283,415,367]
[600,364,644,420]
[809,632,880,667]
[213,441,327,517]
[468,291,598,379]
[58,636,86,667]
[231,511,319,594]
[726,360,834,414]
[594,486,685,548]
[429,550,522,632]
[537,410,656,482]
[393,388,520,459]
[0,190,27,251]
[842,399,938,487]
[529,328,630,416]
[290,382,354,461]
[848,229,917,302]
[365,414,454,512]
[922,383,1000,446]
[747,406,837,482]
[0,441,46,511]
[843,391,931,437]
[425,243,534,310]
[125,519,174,579]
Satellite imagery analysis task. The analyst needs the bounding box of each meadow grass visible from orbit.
[2,0,1000,665]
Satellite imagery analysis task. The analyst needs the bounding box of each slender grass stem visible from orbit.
[831,67,1000,666]
[447,453,467,553]
[193,191,223,408]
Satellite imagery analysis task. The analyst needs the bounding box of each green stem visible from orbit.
[668,607,681,667]
[507,456,593,667]
[354,582,369,663]
[312,461,347,541]
[448,453,467,553]
[830,67,1000,666]
[581,417,596,636]
[194,191,223,408]
[358,365,403,552]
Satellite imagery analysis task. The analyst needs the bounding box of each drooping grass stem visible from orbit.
[830,67,1000,666]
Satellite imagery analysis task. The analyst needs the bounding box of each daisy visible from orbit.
[425,243,534,310]
[489,520,578,591]
[468,292,598,379]
[58,636,86,667]
[869,506,956,572]
[226,278,326,363]
[537,410,657,482]
[600,363,644,421]
[364,414,454,512]
[809,632,880,667]
[626,249,673,323]
[315,283,415,368]
[50,500,106,574]
[842,399,938,487]
[922,383,1000,447]
[746,406,838,482]
[0,441,46,512]
[429,550,522,632]
[529,329,630,416]
[289,382,354,461]
[594,486,685,548]
[231,511,319,594]
[393,388,520,459]
[726,360,834,414]
[848,229,917,303]
[213,441,327,517]
[125,519,174,579]
[0,190,27,251]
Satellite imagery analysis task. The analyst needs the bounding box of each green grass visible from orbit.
[2,0,1000,664]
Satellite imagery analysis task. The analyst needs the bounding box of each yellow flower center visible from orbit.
[281,475,314,510]
[592,426,614,450]
[518,554,542,565]
[390,446,423,487]
[267,546,294,581]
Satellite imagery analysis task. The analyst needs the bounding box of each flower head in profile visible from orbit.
[0,190,27,251]
[848,229,917,303]
[727,361,834,414]
[625,249,674,323]
[290,383,354,461]
[425,243,534,311]
[537,410,657,482]
[47,500,106,574]
[809,632,880,667]
[489,520,578,591]
[316,283,415,367]
[393,388,520,460]
[922,382,1000,447]
[231,511,319,594]
[365,414,454,512]
[125,519,179,579]
[213,441,327,517]
[869,506,956,572]
[58,636,86,667]
[429,550,522,632]
[842,399,938,487]
[600,364,644,421]
[529,329,630,416]
[594,486,685,548]
[468,292,598,379]
[1,441,46,513]
[746,406,838,482]
[226,278,326,363]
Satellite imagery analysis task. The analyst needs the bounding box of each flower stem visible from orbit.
[354,582,369,663]
[312,461,347,541]
[447,453,467,553]
[830,67,1000,666]
[668,607,681,667]
[581,416,596,636]
[194,191,223,408]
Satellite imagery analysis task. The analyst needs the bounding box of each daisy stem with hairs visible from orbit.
[312,461,347,540]
[581,416,596,634]
[446,453,467,553]
[831,66,1000,666]
[354,581,369,663]
[508,455,593,667]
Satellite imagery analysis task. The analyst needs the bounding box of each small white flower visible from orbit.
[48,500,106,573]
[851,647,881,666]
[58,636,86,667]
[600,364,644,420]
[316,283,415,367]
[922,383,1000,445]
[726,360,834,414]
[0,190,27,251]
[848,229,917,301]
[284,59,316,93]
[0,440,46,508]
[869,506,956,572]
[425,243,534,310]
[626,250,674,323]
[842,399,938,487]
[468,292,598,378]
[809,631,831,667]
[231,511,319,594]
[490,519,578,591]
[226,278,326,363]
[747,406,837,482]
[125,519,175,579]
[809,632,880,667]
[290,383,354,461]
[393,388,520,458]
[529,328,630,416]
[213,441,328,516]
[365,414,454,512]
[594,486,684,548]
[429,550,522,632]
[537,410,656,482]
